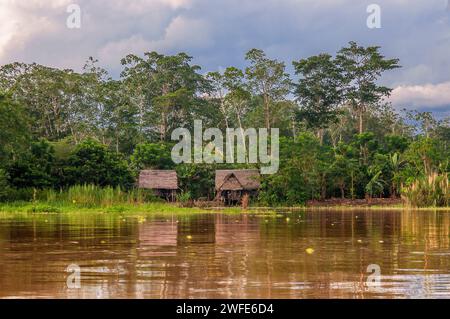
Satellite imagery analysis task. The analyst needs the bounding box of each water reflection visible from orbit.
[0,210,448,298]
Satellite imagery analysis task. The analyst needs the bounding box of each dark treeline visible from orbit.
[0,42,449,206]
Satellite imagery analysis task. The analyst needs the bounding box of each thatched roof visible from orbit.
[215,169,260,191]
[138,170,178,190]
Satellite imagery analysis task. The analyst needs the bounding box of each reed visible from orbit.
[36,185,161,207]
[402,172,449,207]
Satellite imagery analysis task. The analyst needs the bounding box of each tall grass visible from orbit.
[402,172,449,207]
[37,185,162,207]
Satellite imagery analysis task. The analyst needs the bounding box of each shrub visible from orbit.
[176,191,192,203]
[0,169,35,202]
[64,139,134,189]
[402,172,449,207]
[0,169,11,201]
[7,140,56,189]
[131,143,173,170]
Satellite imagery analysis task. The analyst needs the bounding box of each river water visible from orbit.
[0,210,448,299]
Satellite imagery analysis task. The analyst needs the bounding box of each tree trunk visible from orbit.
[359,109,364,134]
[291,117,296,141]
[160,111,167,142]
[317,128,324,145]
[263,94,270,130]
[236,112,247,160]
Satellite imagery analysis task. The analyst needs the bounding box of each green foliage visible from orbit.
[329,154,359,199]
[27,205,61,213]
[383,135,410,154]
[0,169,11,201]
[293,54,343,131]
[131,143,173,170]
[7,140,56,189]
[259,134,330,205]
[336,41,400,134]
[176,191,192,203]
[365,169,385,198]
[0,93,29,163]
[402,172,449,207]
[64,139,134,189]
[0,45,448,207]
[245,48,292,130]
[403,137,448,177]
[176,164,215,199]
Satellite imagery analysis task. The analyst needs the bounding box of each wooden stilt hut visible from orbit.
[138,170,178,201]
[215,169,260,206]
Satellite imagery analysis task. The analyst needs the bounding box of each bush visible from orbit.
[7,140,56,189]
[64,139,134,189]
[131,143,174,170]
[0,169,11,201]
[176,191,192,203]
[176,164,215,199]
[402,172,449,207]
[0,169,35,202]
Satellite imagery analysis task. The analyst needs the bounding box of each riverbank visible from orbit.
[0,201,448,214]
[0,202,209,214]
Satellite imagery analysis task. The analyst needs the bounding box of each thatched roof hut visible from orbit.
[215,169,260,191]
[138,170,178,190]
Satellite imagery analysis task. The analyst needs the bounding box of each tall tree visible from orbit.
[1,63,86,140]
[121,52,207,142]
[336,41,400,134]
[0,93,30,163]
[245,49,291,130]
[293,54,344,144]
[206,67,249,130]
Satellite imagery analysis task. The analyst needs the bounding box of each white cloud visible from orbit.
[97,16,211,67]
[0,0,450,118]
[390,82,450,109]
[0,0,71,61]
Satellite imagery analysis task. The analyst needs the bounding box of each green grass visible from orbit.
[0,201,207,214]
[0,184,448,215]
[0,201,447,217]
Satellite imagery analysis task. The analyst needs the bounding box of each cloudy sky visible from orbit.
[1,0,450,118]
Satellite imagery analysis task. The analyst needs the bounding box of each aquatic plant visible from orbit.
[27,205,61,213]
[402,172,449,207]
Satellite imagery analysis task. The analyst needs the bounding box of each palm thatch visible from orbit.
[215,169,260,191]
[138,170,178,190]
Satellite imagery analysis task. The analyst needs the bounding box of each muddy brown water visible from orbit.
[0,210,449,299]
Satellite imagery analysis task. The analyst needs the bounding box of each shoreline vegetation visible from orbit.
[0,184,447,214]
[0,202,448,215]
[0,185,447,215]
[1,43,449,209]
